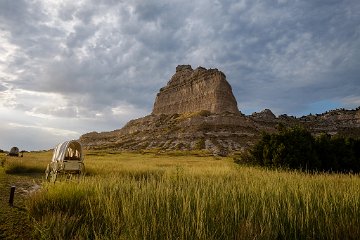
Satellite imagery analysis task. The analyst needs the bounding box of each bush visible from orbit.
[316,134,360,172]
[239,126,360,173]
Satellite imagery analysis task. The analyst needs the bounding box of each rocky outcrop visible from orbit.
[251,109,276,121]
[298,108,360,137]
[79,65,360,155]
[80,111,259,154]
[80,107,360,154]
[152,65,239,115]
[80,65,256,154]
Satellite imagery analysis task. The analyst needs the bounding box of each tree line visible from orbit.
[236,126,360,173]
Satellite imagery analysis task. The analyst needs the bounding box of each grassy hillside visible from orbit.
[1,151,360,239]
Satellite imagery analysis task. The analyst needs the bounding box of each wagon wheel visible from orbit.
[78,162,85,179]
[66,173,73,180]
[50,170,57,183]
[45,164,50,180]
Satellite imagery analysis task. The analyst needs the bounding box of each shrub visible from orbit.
[240,126,360,173]
[316,134,360,172]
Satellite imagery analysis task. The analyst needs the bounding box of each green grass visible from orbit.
[1,151,360,239]
[4,159,45,174]
[0,153,46,240]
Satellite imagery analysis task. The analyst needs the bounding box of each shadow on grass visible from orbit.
[4,164,45,175]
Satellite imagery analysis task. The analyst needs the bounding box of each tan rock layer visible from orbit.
[152,65,239,115]
[80,108,360,154]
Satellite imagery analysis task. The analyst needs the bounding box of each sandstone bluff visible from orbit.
[80,65,360,155]
[152,65,239,115]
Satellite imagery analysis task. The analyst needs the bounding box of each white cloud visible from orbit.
[8,122,79,136]
[0,31,19,81]
[0,122,79,151]
[111,103,141,117]
[341,96,360,108]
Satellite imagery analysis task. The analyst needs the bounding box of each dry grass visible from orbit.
[1,151,359,239]
[18,151,360,239]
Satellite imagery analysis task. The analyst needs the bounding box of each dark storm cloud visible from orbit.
[215,0,360,114]
[1,0,360,119]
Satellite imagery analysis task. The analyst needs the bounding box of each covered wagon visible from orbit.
[9,147,19,157]
[45,140,85,182]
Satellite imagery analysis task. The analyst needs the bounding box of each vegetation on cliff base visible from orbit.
[236,126,360,172]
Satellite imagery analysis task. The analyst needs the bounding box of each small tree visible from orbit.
[249,126,319,170]
[240,127,360,173]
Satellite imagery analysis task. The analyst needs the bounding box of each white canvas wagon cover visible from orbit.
[10,147,19,155]
[52,140,83,162]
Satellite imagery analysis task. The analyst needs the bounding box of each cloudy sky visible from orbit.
[1,0,359,151]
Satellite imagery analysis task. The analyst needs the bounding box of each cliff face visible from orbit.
[298,108,360,137]
[80,107,360,155]
[80,111,259,155]
[79,65,360,155]
[249,108,360,137]
[152,65,239,115]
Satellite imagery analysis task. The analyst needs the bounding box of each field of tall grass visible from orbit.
[4,151,360,239]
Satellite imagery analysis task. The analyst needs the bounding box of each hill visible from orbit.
[80,65,360,155]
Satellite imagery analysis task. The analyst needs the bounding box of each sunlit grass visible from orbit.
[2,151,50,174]
[20,151,360,239]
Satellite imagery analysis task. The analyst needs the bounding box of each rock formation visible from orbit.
[251,109,276,120]
[298,108,360,137]
[79,65,360,155]
[80,111,258,155]
[152,65,239,115]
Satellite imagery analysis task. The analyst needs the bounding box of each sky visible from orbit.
[1,0,359,151]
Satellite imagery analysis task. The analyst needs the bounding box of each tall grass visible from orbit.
[24,151,360,239]
[2,151,50,174]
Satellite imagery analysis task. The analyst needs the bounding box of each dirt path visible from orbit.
[0,168,42,240]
